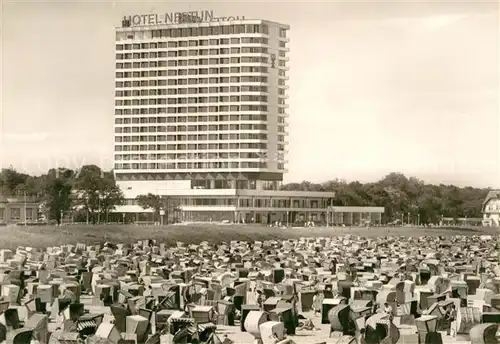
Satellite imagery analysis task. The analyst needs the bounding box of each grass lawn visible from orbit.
[0,223,497,250]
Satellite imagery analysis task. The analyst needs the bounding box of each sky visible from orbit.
[1,0,499,187]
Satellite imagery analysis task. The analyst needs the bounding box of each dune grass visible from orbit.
[0,223,496,250]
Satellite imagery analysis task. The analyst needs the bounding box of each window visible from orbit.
[0,208,4,220]
[10,208,20,221]
[26,208,34,221]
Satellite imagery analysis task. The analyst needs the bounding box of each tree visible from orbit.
[136,194,180,225]
[44,168,74,225]
[0,165,491,227]
[97,171,124,223]
[281,172,490,224]
[136,193,163,223]
[418,194,441,225]
[280,181,324,192]
[0,167,30,196]
[73,165,123,224]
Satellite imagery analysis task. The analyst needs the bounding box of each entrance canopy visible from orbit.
[328,206,384,213]
[112,205,154,213]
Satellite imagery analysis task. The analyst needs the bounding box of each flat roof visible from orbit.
[122,188,335,198]
[0,195,39,204]
[328,206,385,213]
[116,17,289,31]
[113,205,154,213]
[238,190,335,198]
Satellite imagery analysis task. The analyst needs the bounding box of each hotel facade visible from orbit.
[113,12,336,224]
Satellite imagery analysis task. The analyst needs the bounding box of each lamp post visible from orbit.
[160,210,165,226]
[24,191,27,227]
[86,192,90,225]
[97,195,100,224]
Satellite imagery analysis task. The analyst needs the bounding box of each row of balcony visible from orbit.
[114,62,284,70]
[115,139,288,144]
[115,56,287,64]
[115,100,286,105]
[115,61,290,70]
[114,119,282,125]
[116,68,280,75]
[114,114,287,119]
[115,136,288,142]
[114,84,288,91]
[114,165,280,171]
[114,149,285,153]
[115,146,284,150]
[115,104,288,109]
[115,105,288,111]
[115,114,289,120]
[115,114,273,122]
[115,121,287,126]
[114,89,286,96]
[115,160,289,166]
[115,151,287,159]
[113,77,288,85]
[114,167,287,173]
[115,52,289,59]
[114,111,287,117]
[116,87,275,94]
[115,128,273,133]
[113,87,280,93]
[115,89,289,96]
[114,122,283,127]
[117,23,277,37]
[116,38,281,50]
[115,59,290,69]
[114,123,284,129]
[114,127,288,132]
[114,96,285,102]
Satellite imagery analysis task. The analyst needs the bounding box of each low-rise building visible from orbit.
[0,195,40,224]
[114,187,335,225]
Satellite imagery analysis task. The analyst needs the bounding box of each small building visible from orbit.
[327,206,385,226]
[482,190,500,227]
[113,189,336,225]
[0,195,40,224]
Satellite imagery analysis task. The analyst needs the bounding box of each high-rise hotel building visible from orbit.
[113,12,335,224]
